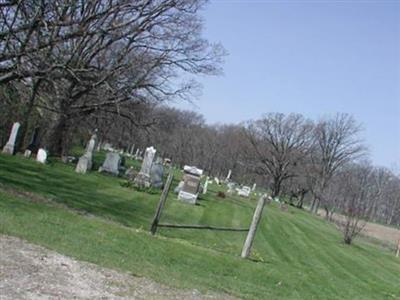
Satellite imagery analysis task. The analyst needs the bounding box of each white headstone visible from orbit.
[252,183,257,191]
[203,176,209,194]
[36,148,47,164]
[76,133,97,174]
[134,146,156,187]
[134,148,140,159]
[2,122,20,155]
[238,186,251,198]
[225,169,232,182]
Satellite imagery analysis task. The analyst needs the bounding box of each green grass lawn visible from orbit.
[0,153,399,299]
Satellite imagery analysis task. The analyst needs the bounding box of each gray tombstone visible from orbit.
[178,166,203,204]
[150,162,164,189]
[76,133,97,174]
[2,122,20,155]
[36,148,47,164]
[99,152,121,176]
[252,183,257,191]
[134,146,156,187]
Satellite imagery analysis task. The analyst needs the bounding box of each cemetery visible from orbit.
[0,1,399,299]
[0,144,399,299]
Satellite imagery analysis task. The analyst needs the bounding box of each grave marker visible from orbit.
[134,146,156,187]
[2,122,20,155]
[76,133,97,174]
[178,166,203,204]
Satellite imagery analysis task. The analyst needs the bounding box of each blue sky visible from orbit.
[177,0,400,168]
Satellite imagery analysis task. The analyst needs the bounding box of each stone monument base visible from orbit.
[134,172,151,188]
[178,191,198,205]
[2,144,14,155]
[24,150,32,158]
[76,155,92,174]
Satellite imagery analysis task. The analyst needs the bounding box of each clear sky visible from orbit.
[177,0,400,168]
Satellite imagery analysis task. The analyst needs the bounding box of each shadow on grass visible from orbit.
[0,154,158,229]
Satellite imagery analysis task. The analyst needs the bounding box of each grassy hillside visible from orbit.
[0,153,399,299]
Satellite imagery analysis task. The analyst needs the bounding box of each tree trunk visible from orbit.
[324,206,330,219]
[16,80,41,152]
[296,191,305,209]
[310,197,316,212]
[344,236,352,245]
[314,199,321,214]
[49,115,70,157]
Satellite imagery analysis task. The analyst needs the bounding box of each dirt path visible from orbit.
[0,235,237,300]
[316,210,400,245]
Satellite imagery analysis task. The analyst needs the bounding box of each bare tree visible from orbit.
[244,113,314,198]
[336,163,377,244]
[309,113,365,214]
[1,0,226,156]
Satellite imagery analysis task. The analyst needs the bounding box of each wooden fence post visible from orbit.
[150,169,174,235]
[396,239,400,258]
[241,194,267,259]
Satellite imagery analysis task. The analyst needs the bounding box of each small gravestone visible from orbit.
[102,143,113,151]
[163,158,171,166]
[252,183,257,191]
[125,167,137,181]
[62,156,77,164]
[238,186,251,198]
[225,169,232,182]
[150,161,164,189]
[2,122,20,155]
[203,176,209,194]
[129,144,135,155]
[174,181,184,194]
[214,177,220,185]
[134,146,156,187]
[178,166,203,204]
[24,127,40,158]
[134,148,140,159]
[76,133,97,174]
[227,182,236,195]
[99,152,121,175]
[36,148,47,164]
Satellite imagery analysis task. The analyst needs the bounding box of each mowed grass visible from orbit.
[0,154,399,299]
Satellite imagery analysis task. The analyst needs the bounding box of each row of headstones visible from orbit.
[2,122,47,163]
[0,123,161,185]
[227,182,257,198]
[2,122,255,202]
[174,167,259,205]
[212,168,257,198]
[75,134,165,188]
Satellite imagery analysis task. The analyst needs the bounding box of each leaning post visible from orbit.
[241,194,268,259]
[150,167,174,235]
[396,239,400,258]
